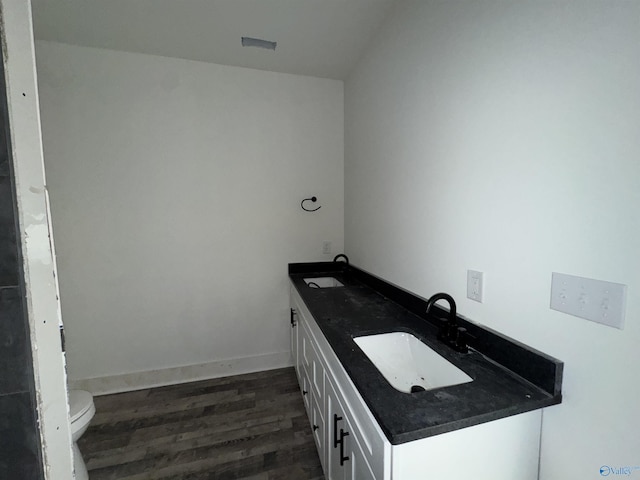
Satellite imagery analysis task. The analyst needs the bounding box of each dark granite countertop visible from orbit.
[289,262,563,445]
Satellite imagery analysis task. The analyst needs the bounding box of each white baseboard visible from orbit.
[69,351,293,396]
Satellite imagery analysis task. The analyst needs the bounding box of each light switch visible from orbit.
[550,272,627,329]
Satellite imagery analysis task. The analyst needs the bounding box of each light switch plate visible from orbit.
[467,270,484,303]
[550,272,627,329]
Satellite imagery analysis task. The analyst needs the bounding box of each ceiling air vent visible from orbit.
[241,37,277,51]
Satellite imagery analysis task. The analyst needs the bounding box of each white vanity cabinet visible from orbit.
[290,283,542,480]
[291,285,389,479]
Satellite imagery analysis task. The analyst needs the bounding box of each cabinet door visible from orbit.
[326,380,377,480]
[326,382,348,480]
[345,430,376,480]
[290,306,300,378]
[300,320,312,375]
[300,368,312,414]
[302,321,324,401]
[311,394,326,472]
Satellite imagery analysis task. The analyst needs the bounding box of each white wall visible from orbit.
[345,1,639,479]
[35,41,344,385]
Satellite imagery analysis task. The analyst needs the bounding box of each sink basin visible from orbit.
[353,332,473,394]
[304,277,344,288]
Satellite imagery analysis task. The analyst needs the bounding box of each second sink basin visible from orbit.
[353,332,473,394]
[304,277,344,288]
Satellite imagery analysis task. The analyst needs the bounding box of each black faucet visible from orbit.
[333,254,349,266]
[426,292,468,353]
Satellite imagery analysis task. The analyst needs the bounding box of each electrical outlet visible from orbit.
[467,270,484,303]
[550,272,627,329]
[322,241,332,255]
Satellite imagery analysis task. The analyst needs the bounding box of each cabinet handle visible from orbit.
[339,429,350,466]
[333,414,343,448]
[290,308,297,327]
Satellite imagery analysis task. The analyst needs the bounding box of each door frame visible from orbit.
[1,0,74,477]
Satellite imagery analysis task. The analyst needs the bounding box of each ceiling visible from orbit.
[31,0,397,80]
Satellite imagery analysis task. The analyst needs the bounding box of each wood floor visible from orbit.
[79,367,324,480]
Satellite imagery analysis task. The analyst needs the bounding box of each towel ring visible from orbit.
[301,196,321,212]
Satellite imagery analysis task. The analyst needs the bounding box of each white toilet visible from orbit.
[69,390,96,480]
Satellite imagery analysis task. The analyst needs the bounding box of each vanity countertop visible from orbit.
[289,262,563,445]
